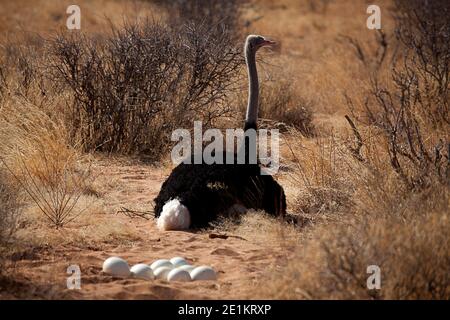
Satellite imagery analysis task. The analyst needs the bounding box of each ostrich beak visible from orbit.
[262,39,276,47]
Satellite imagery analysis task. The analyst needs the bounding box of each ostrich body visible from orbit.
[154,35,286,230]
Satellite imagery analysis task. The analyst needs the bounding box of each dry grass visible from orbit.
[0,170,21,245]
[0,93,96,228]
[281,129,356,225]
[210,209,300,246]
[255,186,449,299]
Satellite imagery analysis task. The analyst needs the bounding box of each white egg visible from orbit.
[102,257,130,278]
[177,265,195,273]
[150,259,173,271]
[153,266,173,280]
[190,266,217,281]
[130,264,154,280]
[170,257,188,267]
[167,268,191,282]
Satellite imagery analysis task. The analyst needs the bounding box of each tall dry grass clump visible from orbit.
[283,129,354,226]
[0,95,93,228]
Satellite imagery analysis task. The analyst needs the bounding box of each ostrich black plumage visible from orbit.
[154,35,287,230]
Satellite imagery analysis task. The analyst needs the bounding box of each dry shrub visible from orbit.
[0,96,93,228]
[0,35,46,100]
[163,0,245,33]
[259,77,315,136]
[257,186,450,300]
[345,0,450,190]
[46,17,242,159]
[394,0,449,126]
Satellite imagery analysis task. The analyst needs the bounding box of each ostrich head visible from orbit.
[245,35,276,55]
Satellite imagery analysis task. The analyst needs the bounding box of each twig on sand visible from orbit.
[209,233,247,241]
[116,206,153,220]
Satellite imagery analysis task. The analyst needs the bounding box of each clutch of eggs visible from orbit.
[102,256,217,281]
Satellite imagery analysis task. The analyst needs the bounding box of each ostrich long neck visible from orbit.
[244,48,258,131]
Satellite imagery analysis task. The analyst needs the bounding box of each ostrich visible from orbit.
[154,35,286,230]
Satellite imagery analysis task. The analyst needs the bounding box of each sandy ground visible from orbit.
[2,158,294,300]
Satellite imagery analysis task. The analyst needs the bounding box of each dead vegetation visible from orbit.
[259,76,315,136]
[256,185,450,299]
[47,19,242,158]
[344,0,449,190]
[0,95,94,228]
[0,170,21,245]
